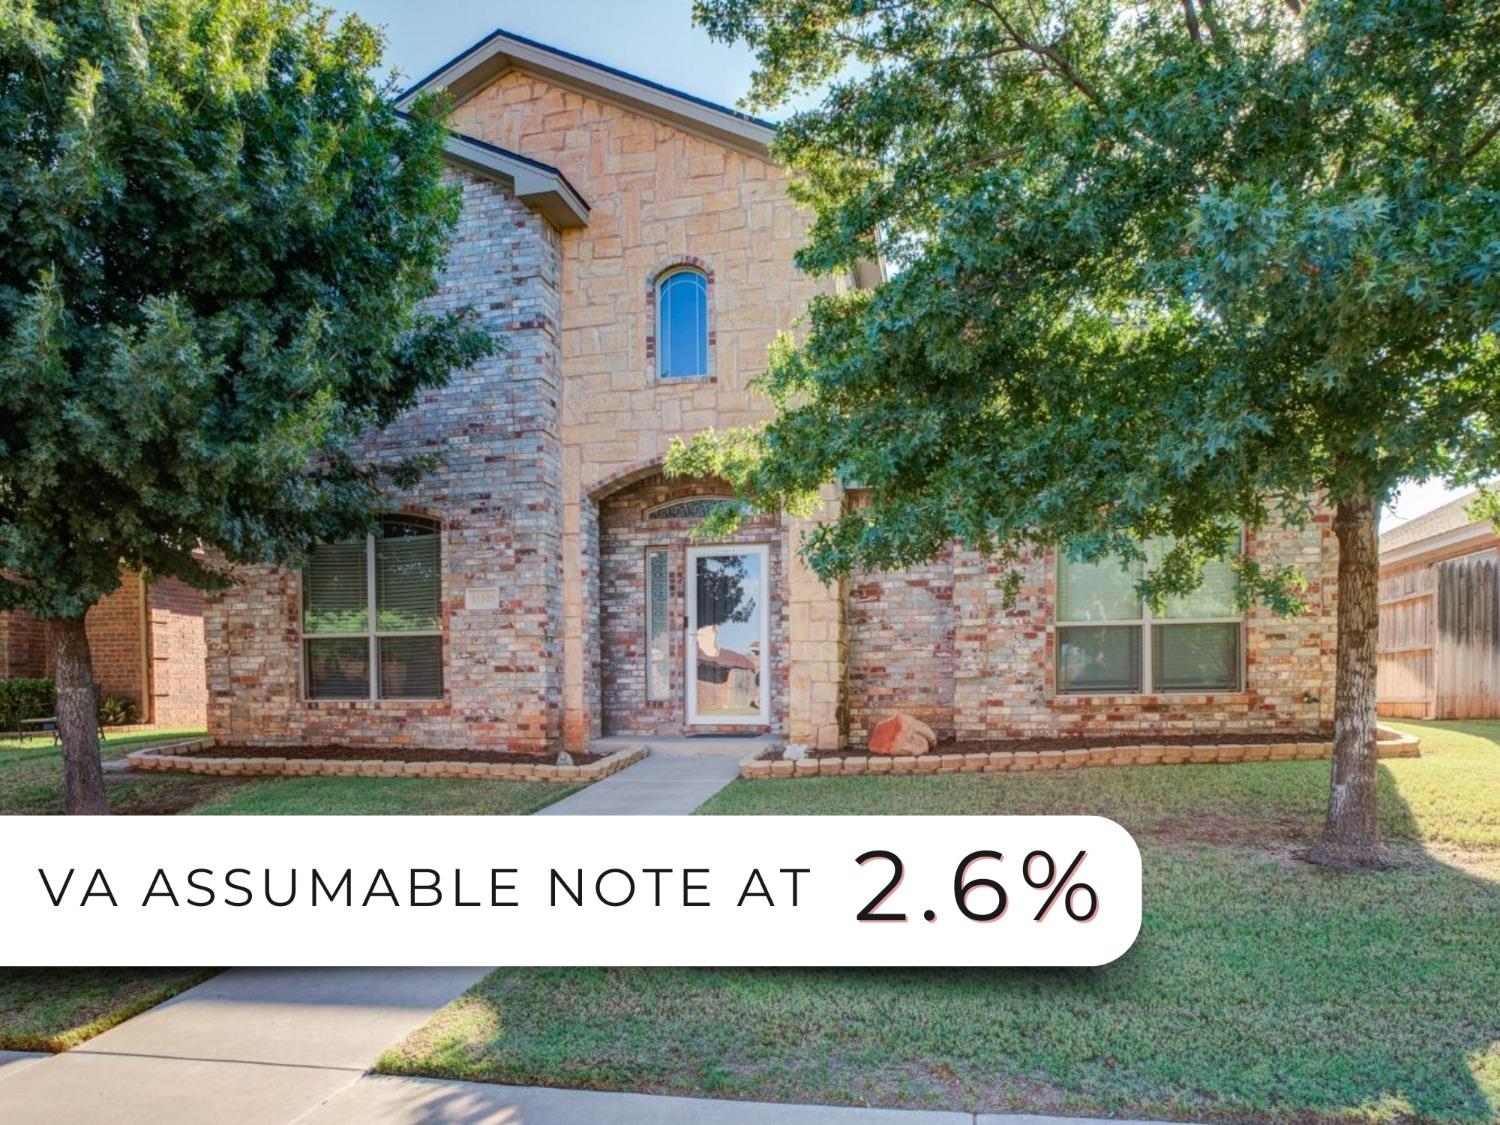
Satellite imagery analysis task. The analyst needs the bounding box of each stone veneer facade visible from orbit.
[203,37,1337,754]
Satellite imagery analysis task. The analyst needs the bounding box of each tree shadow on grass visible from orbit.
[408,752,1499,1121]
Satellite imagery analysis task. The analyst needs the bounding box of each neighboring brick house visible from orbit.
[204,29,1337,754]
[0,573,207,728]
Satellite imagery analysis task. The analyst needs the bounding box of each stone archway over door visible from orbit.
[595,472,786,738]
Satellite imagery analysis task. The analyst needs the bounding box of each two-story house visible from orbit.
[204,29,1338,755]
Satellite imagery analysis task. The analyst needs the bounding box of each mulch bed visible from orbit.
[175,744,607,766]
[763,730,1343,762]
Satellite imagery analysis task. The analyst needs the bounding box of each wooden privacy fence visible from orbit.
[1377,552,1500,719]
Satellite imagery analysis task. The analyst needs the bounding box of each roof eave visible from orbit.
[441,134,590,229]
[1379,521,1498,568]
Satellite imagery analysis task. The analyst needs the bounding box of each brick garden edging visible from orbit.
[738,727,1421,780]
[126,740,648,784]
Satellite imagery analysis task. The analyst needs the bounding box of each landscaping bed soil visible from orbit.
[176,744,607,766]
[764,730,1347,761]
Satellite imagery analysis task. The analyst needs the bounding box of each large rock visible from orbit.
[868,714,938,757]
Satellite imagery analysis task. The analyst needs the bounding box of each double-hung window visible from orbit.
[1056,538,1242,694]
[302,515,444,700]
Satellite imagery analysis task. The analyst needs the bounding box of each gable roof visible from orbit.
[396,28,776,160]
[1380,491,1484,554]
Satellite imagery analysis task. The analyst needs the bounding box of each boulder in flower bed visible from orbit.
[868,714,938,756]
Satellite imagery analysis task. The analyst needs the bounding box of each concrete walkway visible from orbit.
[0,968,487,1124]
[302,1074,1184,1124]
[536,736,761,815]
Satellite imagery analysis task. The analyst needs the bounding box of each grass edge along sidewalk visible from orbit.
[377,720,1500,1123]
[0,728,579,1052]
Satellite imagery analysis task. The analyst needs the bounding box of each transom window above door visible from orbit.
[655,266,709,379]
[1056,538,1243,695]
[301,515,443,700]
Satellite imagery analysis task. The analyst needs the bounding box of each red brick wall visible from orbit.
[848,548,956,745]
[598,473,787,737]
[15,573,206,727]
[59,574,149,715]
[148,578,207,728]
[0,610,49,678]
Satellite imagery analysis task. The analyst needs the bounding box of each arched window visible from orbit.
[302,514,443,700]
[656,267,709,378]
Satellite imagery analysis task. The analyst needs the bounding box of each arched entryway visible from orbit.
[594,471,786,737]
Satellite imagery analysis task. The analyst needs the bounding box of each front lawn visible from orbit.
[0,730,577,1052]
[0,730,579,816]
[381,720,1500,1122]
[0,968,215,1052]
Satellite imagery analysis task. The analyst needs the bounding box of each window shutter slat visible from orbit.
[377,531,440,632]
[1057,625,1143,692]
[379,636,443,699]
[305,637,371,698]
[1153,623,1240,691]
[1162,557,1237,618]
[303,541,368,634]
[1058,556,1142,622]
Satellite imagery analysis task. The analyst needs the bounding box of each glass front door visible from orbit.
[686,545,768,725]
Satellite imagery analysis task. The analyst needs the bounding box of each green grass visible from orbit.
[381,720,1500,1123]
[187,775,579,815]
[0,729,578,1052]
[0,968,216,1052]
[0,728,579,817]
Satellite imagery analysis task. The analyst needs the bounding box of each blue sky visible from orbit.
[333,0,1469,528]
[331,0,769,114]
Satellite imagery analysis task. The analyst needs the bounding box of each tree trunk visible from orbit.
[49,617,109,815]
[1305,493,1388,869]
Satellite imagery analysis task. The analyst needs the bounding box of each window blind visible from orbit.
[376,530,440,632]
[303,540,368,634]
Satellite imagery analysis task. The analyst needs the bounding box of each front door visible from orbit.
[685,545,769,726]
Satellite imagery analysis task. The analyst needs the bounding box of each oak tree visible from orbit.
[0,0,492,812]
[674,0,1500,866]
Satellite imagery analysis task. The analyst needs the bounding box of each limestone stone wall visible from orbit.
[205,169,566,752]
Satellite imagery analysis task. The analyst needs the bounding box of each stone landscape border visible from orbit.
[738,727,1422,779]
[127,740,647,784]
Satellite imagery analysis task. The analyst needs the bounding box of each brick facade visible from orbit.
[0,572,207,727]
[205,168,565,751]
[201,36,1339,755]
[598,472,787,736]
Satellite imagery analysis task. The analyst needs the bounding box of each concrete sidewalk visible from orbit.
[303,1073,1183,1124]
[0,968,487,1124]
[536,736,758,815]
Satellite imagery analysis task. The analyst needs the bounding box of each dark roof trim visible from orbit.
[441,130,590,229]
[397,28,776,160]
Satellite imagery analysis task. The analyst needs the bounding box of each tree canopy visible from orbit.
[672,0,1500,597]
[0,0,493,619]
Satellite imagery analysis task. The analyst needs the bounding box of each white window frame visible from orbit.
[1055,541,1245,696]
[300,521,444,701]
[655,266,710,380]
[685,543,771,726]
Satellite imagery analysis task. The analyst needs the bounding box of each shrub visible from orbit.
[0,678,56,733]
[97,696,137,727]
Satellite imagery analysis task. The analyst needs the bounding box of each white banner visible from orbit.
[0,815,1141,966]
